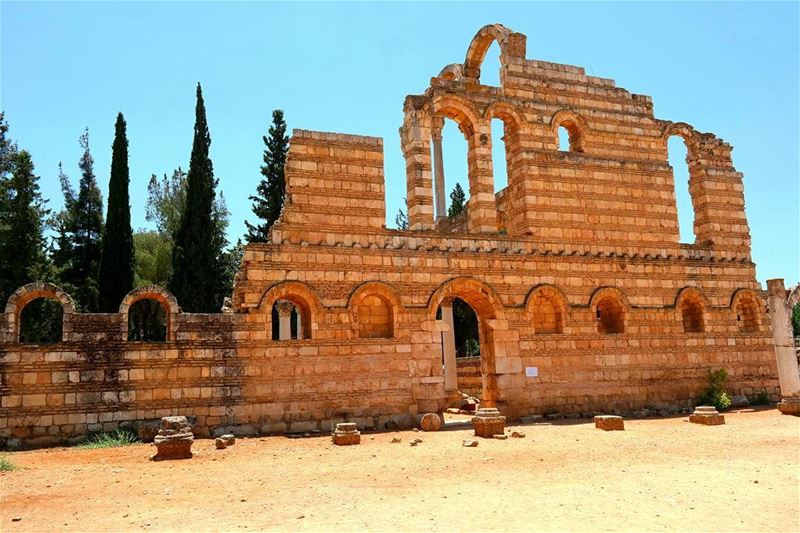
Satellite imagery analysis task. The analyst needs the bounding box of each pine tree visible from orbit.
[169,83,225,312]
[54,129,104,311]
[395,197,408,230]
[98,113,134,312]
[792,303,800,338]
[448,183,467,218]
[0,150,50,305]
[245,109,289,243]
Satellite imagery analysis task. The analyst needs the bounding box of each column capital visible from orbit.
[431,116,444,139]
[275,301,295,317]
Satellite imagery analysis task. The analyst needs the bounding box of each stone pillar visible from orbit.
[296,312,303,340]
[276,301,294,341]
[441,303,457,391]
[766,279,800,415]
[400,97,434,231]
[431,117,446,221]
[466,122,497,233]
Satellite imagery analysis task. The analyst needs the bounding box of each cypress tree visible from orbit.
[170,83,223,312]
[245,109,289,243]
[98,113,134,312]
[448,183,467,218]
[54,129,104,311]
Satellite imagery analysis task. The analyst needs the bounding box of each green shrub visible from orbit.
[749,390,771,406]
[0,455,17,472]
[76,428,139,449]
[697,368,732,411]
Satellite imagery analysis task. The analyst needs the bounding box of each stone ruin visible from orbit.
[0,24,793,448]
[152,416,194,460]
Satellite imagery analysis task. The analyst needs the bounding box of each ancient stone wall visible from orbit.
[0,24,781,448]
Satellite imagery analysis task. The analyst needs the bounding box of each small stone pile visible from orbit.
[331,423,360,445]
[689,406,725,425]
[152,416,194,461]
[472,407,505,438]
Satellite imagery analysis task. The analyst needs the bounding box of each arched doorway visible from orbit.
[430,278,506,407]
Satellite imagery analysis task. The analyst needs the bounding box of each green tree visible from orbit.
[448,183,466,218]
[395,197,408,230]
[133,230,173,287]
[792,302,800,338]
[0,150,51,305]
[146,168,187,238]
[169,83,225,312]
[53,129,105,311]
[98,113,134,312]
[246,109,289,243]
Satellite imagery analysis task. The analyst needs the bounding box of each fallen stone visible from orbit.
[420,413,442,432]
[220,434,235,446]
[493,434,508,440]
[731,395,750,408]
[594,415,625,431]
[332,422,361,445]
[391,436,402,443]
[410,438,423,446]
[462,439,479,447]
[511,431,526,438]
[472,407,506,438]
[152,416,194,461]
[215,437,227,449]
[689,406,725,425]
[445,407,461,415]
[778,398,800,416]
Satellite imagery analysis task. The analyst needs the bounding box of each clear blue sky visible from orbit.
[2,2,798,286]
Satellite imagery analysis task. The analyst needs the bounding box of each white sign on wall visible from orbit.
[525,367,539,378]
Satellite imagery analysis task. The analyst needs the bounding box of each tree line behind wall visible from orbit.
[0,87,290,341]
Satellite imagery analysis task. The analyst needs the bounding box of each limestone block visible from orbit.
[594,415,625,431]
[689,406,725,426]
[777,398,800,416]
[151,416,194,460]
[472,407,506,438]
[332,422,360,446]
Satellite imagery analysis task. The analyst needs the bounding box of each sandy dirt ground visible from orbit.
[1,408,798,532]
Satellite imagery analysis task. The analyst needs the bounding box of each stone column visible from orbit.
[441,303,457,391]
[296,312,303,340]
[276,301,294,341]
[431,117,446,221]
[766,279,800,415]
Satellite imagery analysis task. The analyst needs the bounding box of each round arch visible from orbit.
[430,94,482,139]
[258,281,324,340]
[437,63,464,82]
[730,288,763,334]
[463,24,527,82]
[347,281,404,339]
[550,109,590,153]
[524,284,570,334]
[427,276,506,321]
[4,282,75,343]
[119,285,181,342]
[674,287,709,334]
[484,101,526,134]
[661,121,700,161]
[589,286,631,334]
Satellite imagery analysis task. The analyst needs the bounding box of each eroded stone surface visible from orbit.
[594,415,625,431]
[332,423,360,446]
[472,408,506,438]
[152,416,193,461]
[420,413,442,432]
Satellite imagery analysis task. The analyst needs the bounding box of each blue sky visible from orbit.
[2,1,798,286]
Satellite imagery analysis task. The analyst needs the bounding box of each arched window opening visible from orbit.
[272,301,302,340]
[128,298,168,342]
[557,121,583,153]
[479,41,502,87]
[491,118,508,193]
[735,295,760,334]
[596,295,625,334]
[668,136,695,244]
[680,297,705,333]
[19,297,63,344]
[357,294,393,339]
[530,292,563,334]
[434,118,470,222]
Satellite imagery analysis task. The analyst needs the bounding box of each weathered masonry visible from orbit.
[0,24,783,448]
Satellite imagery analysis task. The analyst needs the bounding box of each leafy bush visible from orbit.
[749,390,771,406]
[697,368,732,411]
[76,428,139,449]
[465,338,480,357]
[0,455,17,472]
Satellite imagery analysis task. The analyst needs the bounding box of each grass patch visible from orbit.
[75,428,140,449]
[0,455,17,472]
